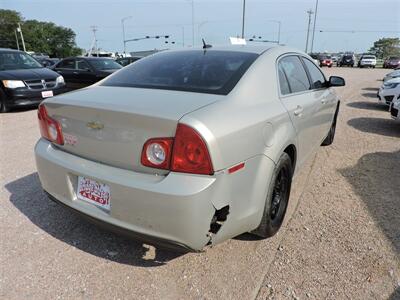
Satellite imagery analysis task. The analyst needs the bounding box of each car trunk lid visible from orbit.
[43,86,221,173]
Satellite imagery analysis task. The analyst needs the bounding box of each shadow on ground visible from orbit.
[339,150,400,254]
[362,92,378,98]
[347,101,388,111]
[347,117,400,138]
[362,87,379,92]
[5,173,184,267]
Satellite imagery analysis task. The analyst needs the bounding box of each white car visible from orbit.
[390,97,400,121]
[358,55,377,68]
[383,69,400,82]
[34,45,345,251]
[378,77,400,105]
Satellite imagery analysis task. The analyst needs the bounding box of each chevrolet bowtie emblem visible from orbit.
[86,121,104,130]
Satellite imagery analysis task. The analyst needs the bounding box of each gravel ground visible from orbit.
[0,68,399,300]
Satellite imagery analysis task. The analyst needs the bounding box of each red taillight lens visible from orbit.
[140,124,214,175]
[141,138,173,169]
[37,104,64,145]
[171,124,213,175]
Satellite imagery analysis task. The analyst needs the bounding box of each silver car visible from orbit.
[35,45,345,251]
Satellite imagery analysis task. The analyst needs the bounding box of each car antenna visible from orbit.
[202,38,212,50]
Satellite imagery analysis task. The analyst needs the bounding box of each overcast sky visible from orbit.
[2,0,400,54]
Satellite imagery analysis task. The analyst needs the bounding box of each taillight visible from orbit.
[141,138,173,169]
[171,124,213,175]
[37,104,64,145]
[141,124,214,175]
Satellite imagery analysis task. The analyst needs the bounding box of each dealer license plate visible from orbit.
[77,176,111,210]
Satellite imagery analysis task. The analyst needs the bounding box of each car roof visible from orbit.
[0,48,24,53]
[168,44,276,55]
[60,56,114,61]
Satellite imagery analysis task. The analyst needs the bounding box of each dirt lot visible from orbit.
[0,67,399,300]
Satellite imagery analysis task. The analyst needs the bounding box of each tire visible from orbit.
[321,104,340,146]
[252,152,293,238]
[0,89,9,113]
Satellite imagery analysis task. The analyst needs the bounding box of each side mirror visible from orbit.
[328,76,345,87]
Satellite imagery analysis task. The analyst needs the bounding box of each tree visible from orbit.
[0,9,22,49]
[368,38,400,59]
[0,9,82,57]
[22,20,82,57]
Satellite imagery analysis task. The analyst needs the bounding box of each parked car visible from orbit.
[318,54,333,67]
[309,53,320,66]
[36,57,60,68]
[35,46,345,251]
[358,55,377,68]
[331,56,338,63]
[377,77,400,105]
[383,69,400,82]
[116,56,142,67]
[383,56,400,69]
[337,54,355,67]
[52,57,122,90]
[0,48,66,113]
[389,97,400,121]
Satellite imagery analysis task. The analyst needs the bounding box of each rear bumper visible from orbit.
[3,85,67,108]
[35,139,274,251]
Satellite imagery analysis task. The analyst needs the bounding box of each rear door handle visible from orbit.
[294,105,303,116]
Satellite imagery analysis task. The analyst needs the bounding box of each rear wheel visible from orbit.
[252,153,293,238]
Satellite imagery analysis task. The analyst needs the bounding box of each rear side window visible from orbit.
[57,59,75,69]
[278,56,310,94]
[101,50,258,95]
[278,64,291,95]
[302,58,326,89]
[76,59,90,70]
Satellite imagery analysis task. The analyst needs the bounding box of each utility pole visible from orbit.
[191,0,195,46]
[17,23,26,52]
[305,9,314,53]
[241,0,246,38]
[310,0,319,53]
[14,30,20,50]
[90,26,98,57]
[121,16,132,55]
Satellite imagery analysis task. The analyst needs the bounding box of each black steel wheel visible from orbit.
[252,152,293,238]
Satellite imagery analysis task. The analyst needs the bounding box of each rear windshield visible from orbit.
[101,50,259,95]
[343,55,353,59]
[363,56,375,59]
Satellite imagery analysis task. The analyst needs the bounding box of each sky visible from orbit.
[2,0,400,54]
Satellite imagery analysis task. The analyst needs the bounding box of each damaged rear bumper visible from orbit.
[35,139,275,251]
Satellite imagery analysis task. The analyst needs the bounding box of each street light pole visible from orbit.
[305,9,314,53]
[14,30,19,50]
[310,0,319,53]
[191,1,195,46]
[17,23,26,52]
[121,16,132,55]
[241,0,246,38]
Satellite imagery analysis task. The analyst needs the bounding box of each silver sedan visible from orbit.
[35,45,345,251]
